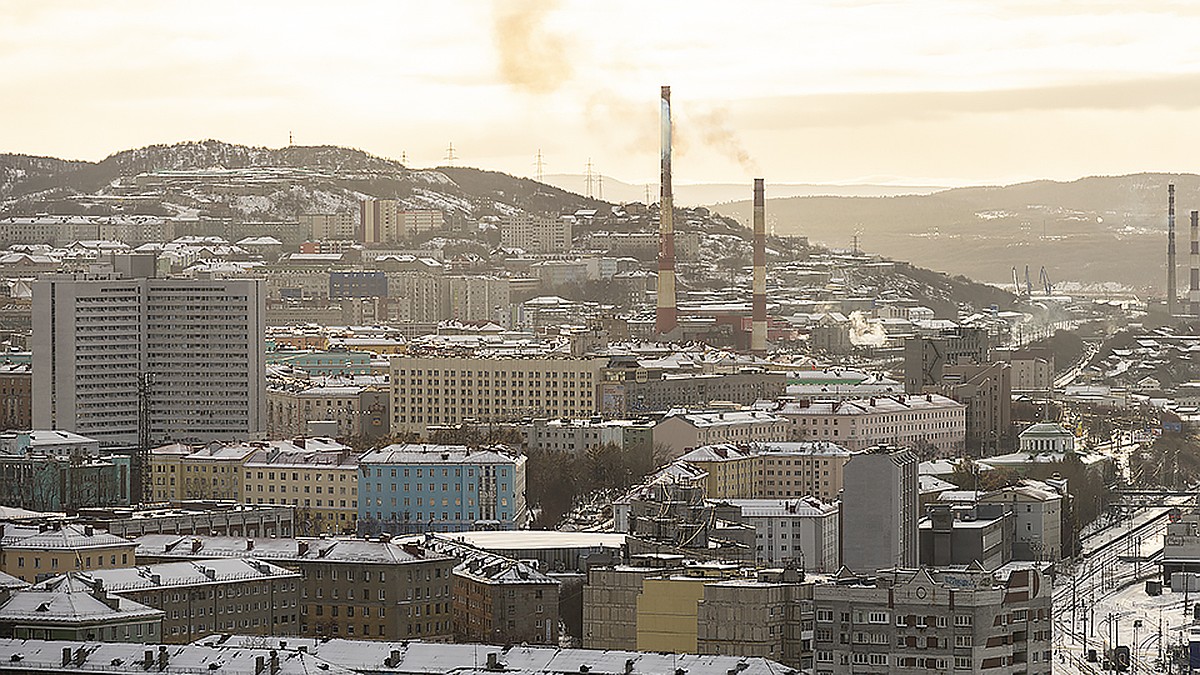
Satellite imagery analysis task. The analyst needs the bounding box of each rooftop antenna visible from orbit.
[444,142,458,166]
[534,149,545,181]
[584,158,595,198]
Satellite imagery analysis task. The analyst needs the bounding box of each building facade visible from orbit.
[357,444,527,533]
[389,356,604,434]
[840,447,919,574]
[32,274,266,450]
[776,394,966,457]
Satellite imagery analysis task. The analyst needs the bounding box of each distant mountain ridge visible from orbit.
[713,172,1190,291]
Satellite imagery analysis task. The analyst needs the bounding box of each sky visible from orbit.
[5,0,1200,186]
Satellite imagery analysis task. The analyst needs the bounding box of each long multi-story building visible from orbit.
[357,444,527,533]
[676,442,858,503]
[709,498,840,570]
[62,559,300,643]
[31,273,266,452]
[242,440,359,534]
[811,567,1053,675]
[0,524,137,584]
[653,410,790,459]
[133,534,457,642]
[774,394,966,457]
[500,214,572,253]
[388,356,605,434]
[300,213,357,241]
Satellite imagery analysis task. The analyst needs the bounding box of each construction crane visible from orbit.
[1024,265,1033,298]
[1012,266,1022,296]
[1039,266,1053,296]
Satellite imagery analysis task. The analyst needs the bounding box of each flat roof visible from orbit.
[442,531,626,550]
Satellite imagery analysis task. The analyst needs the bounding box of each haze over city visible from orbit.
[6,1,1200,185]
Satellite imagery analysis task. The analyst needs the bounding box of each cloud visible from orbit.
[734,73,1200,129]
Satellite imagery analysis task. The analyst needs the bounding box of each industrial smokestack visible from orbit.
[656,85,678,336]
[751,178,767,355]
[1191,210,1199,316]
[1169,184,1177,316]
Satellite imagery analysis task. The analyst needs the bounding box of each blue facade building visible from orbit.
[357,444,527,535]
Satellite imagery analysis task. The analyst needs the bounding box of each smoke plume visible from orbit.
[692,107,760,174]
[493,0,572,94]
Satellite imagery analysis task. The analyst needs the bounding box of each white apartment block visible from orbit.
[711,497,840,571]
[676,442,858,503]
[389,356,606,434]
[299,213,356,241]
[500,214,573,253]
[776,394,966,456]
[32,274,266,448]
[444,275,510,324]
[360,199,444,244]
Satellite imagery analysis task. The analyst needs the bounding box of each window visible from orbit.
[954,657,972,669]
[954,635,973,647]
[868,611,888,624]
[954,615,973,627]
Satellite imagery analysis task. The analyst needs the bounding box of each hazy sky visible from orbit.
[5,0,1200,185]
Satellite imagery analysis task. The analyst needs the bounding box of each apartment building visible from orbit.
[423,536,559,645]
[603,368,787,415]
[0,363,31,430]
[0,574,163,642]
[357,444,527,533]
[64,559,300,643]
[939,361,1012,454]
[582,556,686,650]
[709,498,840,570]
[444,275,510,324]
[266,383,389,440]
[653,411,790,460]
[978,481,1064,562]
[500,214,572,253]
[841,447,919,574]
[696,569,813,670]
[389,356,605,434]
[299,213,357,241]
[775,394,966,457]
[811,567,1053,675]
[0,524,137,583]
[0,450,130,512]
[172,443,257,502]
[243,440,359,535]
[32,274,266,452]
[133,534,457,642]
[524,417,653,456]
[676,442,858,503]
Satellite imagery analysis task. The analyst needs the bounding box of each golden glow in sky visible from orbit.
[4,0,1200,185]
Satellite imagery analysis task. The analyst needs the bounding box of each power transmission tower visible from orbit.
[444,142,458,165]
[644,184,650,205]
[534,150,545,181]
[584,159,595,198]
[137,373,153,505]
[598,174,603,201]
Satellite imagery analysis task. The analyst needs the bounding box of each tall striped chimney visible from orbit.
[1191,210,1199,316]
[751,178,767,355]
[656,85,678,336]
[1168,184,1177,316]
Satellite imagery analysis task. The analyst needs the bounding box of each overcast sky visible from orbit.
[5,0,1200,185]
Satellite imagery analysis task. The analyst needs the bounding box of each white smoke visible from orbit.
[847,311,887,347]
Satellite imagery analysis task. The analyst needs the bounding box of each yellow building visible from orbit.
[176,443,258,502]
[1,524,136,583]
[635,564,740,653]
[677,442,858,503]
[389,355,605,434]
[149,443,191,503]
[242,438,359,535]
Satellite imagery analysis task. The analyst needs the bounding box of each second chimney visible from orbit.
[751,178,767,355]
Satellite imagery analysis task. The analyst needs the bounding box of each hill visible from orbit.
[712,173,1188,291]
